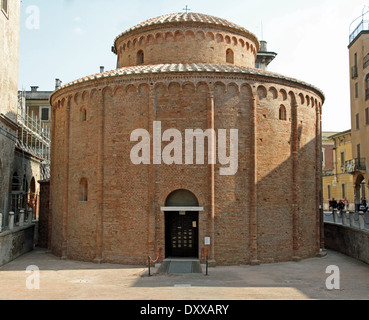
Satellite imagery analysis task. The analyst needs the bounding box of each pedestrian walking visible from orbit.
[337,200,345,215]
[330,198,338,215]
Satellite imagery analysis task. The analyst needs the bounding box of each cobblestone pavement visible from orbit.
[0,248,368,300]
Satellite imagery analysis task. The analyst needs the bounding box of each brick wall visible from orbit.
[50,72,324,265]
[115,27,258,68]
[49,13,324,266]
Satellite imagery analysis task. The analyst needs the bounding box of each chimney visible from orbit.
[100,66,105,73]
[256,40,277,71]
[260,40,268,52]
[55,79,62,89]
[30,86,39,92]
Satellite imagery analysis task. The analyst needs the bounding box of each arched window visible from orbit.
[226,49,234,64]
[279,105,287,121]
[165,189,199,207]
[137,50,144,65]
[79,178,88,202]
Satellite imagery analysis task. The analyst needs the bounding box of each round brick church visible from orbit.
[49,12,325,266]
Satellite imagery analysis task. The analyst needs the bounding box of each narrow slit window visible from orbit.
[342,184,346,199]
[81,108,87,122]
[80,178,88,202]
[137,50,144,65]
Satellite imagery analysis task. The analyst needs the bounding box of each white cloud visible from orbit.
[73,27,84,34]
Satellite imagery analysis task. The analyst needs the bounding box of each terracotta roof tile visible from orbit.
[114,12,257,45]
[51,63,325,101]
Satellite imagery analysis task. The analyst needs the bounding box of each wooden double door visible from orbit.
[165,211,199,258]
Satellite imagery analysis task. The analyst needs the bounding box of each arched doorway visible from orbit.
[355,174,366,211]
[164,189,200,258]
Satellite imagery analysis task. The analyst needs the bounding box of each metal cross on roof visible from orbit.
[183,5,191,13]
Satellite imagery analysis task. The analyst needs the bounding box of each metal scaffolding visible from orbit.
[0,92,50,231]
[16,91,51,162]
[16,91,51,181]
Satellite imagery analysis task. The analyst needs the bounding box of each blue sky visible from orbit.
[18,0,368,131]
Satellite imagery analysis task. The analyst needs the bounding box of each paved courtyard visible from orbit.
[0,248,368,300]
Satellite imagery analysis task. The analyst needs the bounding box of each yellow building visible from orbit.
[322,130,355,211]
[348,10,369,210]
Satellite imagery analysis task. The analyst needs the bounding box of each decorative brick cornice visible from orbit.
[50,63,325,103]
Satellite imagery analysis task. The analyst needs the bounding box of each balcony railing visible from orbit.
[350,19,369,44]
[345,158,367,173]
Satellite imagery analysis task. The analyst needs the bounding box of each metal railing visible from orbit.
[345,158,366,173]
[324,210,369,231]
[0,192,37,233]
[350,19,369,44]
[17,91,51,161]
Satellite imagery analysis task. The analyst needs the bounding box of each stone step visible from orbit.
[157,260,203,274]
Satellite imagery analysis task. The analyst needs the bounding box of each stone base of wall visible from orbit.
[0,225,35,267]
[38,180,50,249]
[324,223,369,265]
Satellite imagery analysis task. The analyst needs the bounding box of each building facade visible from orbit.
[0,0,21,227]
[322,130,355,211]
[0,0,51,230]
[322,132,338,175]
[50,13,325,266]
[18,86,52,162]
[348,11,369,209]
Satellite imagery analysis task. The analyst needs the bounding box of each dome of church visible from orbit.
[113,12,260,68]
[114,12,258,42]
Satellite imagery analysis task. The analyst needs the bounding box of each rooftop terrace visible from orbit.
[349,8,369,46]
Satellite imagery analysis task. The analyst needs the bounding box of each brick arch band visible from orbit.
[115,28,258,68]
[52,80,322,112]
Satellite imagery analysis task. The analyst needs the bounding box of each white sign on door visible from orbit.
[205,237,211,246]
